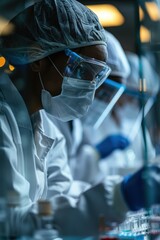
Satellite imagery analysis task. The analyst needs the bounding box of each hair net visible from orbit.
[0,0,107,65]
[104,31,130,80]
[126,52,159,96]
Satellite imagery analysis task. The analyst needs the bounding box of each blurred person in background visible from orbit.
[84,51,158,177]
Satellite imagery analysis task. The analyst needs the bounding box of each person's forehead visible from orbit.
[49,44,108,66]
[75,44,108,63]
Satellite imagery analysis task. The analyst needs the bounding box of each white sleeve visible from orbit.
[0,106,37,235]
[53,175,129,236]
[0,108,32,205]
[46,132,73,198]
[73,144,102,184]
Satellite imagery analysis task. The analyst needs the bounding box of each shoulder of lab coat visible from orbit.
[19,174,129,237]
[15,175,129,237]
[0,73,40,235]
[0,73,40,203]
[31,109,73,198]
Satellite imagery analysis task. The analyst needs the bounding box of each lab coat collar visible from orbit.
[31,109,64,140]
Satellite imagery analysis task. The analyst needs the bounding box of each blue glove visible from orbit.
[121,165,160,211]
[95,134,130,159]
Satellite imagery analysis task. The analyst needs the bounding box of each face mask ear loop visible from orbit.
[48,56,63,78]
[38,72,45,89]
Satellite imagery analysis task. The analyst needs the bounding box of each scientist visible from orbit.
[48,30,131,185]
[1,0,160,237]
[84,51,159,177]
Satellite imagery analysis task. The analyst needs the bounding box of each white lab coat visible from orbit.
[31,110,73,199]
[84,112,156,176]
[0,73,129,237]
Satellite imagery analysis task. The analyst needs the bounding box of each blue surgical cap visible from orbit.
[0,0,107,64]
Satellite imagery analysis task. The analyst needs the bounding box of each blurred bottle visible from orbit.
[6,190,21,239]
[98,215,118,240]
[33,200,62,240]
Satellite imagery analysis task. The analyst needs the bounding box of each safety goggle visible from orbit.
[64,49,111,89]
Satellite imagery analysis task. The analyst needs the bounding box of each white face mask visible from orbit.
[40,49,111,122]
[41,76,96,122]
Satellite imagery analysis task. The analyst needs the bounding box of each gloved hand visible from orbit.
[95,134,130,159]
[121,165,160,211]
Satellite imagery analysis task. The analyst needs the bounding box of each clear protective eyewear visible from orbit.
[64,49,111,89]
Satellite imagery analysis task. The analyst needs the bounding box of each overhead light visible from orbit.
[0,17,14,35]
[9,64,15,72]
[0,56,6,68]
[140,26,151,42]
[139,7,144,21]
[86,4,125,27]
[145,2,160,21]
